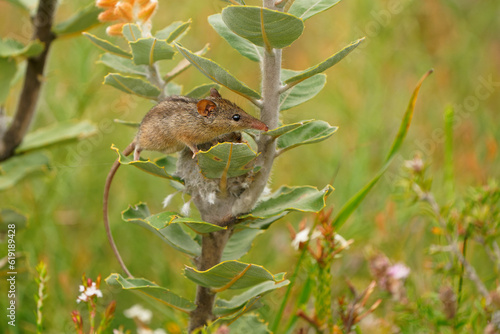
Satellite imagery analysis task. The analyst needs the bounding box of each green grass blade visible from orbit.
[333,69,433,229]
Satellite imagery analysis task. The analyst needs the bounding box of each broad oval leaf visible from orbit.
[288,0,341,21]
[165,20,191,43]
[264,120,313,138]
[164,82,183,96]
[222,6,304,50]
[122,202,225,234]
[239,212,289,230]
[186,83,219,98]
[244,185,334,219]
[0,209,28,231]
[284,38,364,86]
[277,120,338,152]
[111,144,183,183]
[122,203,202,256]
[175,43,261,101]
[104,73,160,99]
[122,23,142,42]
[228,313,272,333]
[98,53,148,76]
[0,38,44,58]
[53,4,101,36]
[197,142,259,179]
[130,37,176,66]
[214,280,289,317]
[208,14,262,62]
[5,0,38,13]
[280,71,326,111]
[83,32,132,58]
[155,20,191,42]
[16,120,97,153]
[184,260,286,291]
[106,274,195,313]
[0,152,49,191]
[0,57,17,104]
[222,228,263,261]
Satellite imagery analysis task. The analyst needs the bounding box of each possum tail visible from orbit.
[103,142,135,278]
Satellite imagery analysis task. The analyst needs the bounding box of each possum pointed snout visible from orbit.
[251,119,269,131]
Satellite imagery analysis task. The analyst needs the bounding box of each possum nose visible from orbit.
[252,120,268,131]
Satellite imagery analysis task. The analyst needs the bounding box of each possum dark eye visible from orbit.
[232,114,241,121]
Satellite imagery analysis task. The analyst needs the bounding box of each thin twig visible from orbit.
[412,183,491,303]
[0,0,58,161]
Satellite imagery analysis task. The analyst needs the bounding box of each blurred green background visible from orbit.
[0,0,499,332]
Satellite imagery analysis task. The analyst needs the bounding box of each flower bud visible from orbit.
[96,0,118,8]
[98,8,121,22]
[106,23,126,36]
[116,1,134,21]
[138,0,157,21]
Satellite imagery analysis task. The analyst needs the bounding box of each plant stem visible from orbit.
[188,1,283,330]
[0,0,57,161]
[188,229,231,332]
[412,183,490,302]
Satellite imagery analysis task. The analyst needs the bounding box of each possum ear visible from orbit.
[197,99,217,116]
[210,88,222,98]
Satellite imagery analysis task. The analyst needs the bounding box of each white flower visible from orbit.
[124,304,153,324]
[76,282,102,303]
[291,228,321,250]
[387,263,410,280]
[334,233,350,249]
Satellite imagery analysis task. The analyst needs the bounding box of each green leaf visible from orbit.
[5,0,38,13]
[184,260,286,291]
[228,313,272,333]
[276,120,338,153]
[98,53,148,76]
[105,274,195,313]
[165,20,191,43]
[0,208,28,231]
[122,203,202,256]
[122,24,142,42]
[104,73,160,99]
[111,144,183,183]
[280,71,326,111]
[220,0,246,4]
[197,142,259,179]
[16,120,97,153]
[244,185,334,219]
[222,229,263,261]
[221,6,304,50]
[0,57,17,104]
[0,152,49,191]
[186,83,219,98]
[53,4,101,36]
[164,82,183,96]
[122,203,225,234]
[240,212,289,229]
[288,0,341,20]
[264,120,313,138]
[284,38,364,86]
[0,38,44,58]
[130,38,176,66]
[82,32,132,58]
[155,20,190,42]
[333,70,433,229]
[208,14,262,62]
[113,119,140,128]
[215,281,289,316]
[175,44,262,101]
